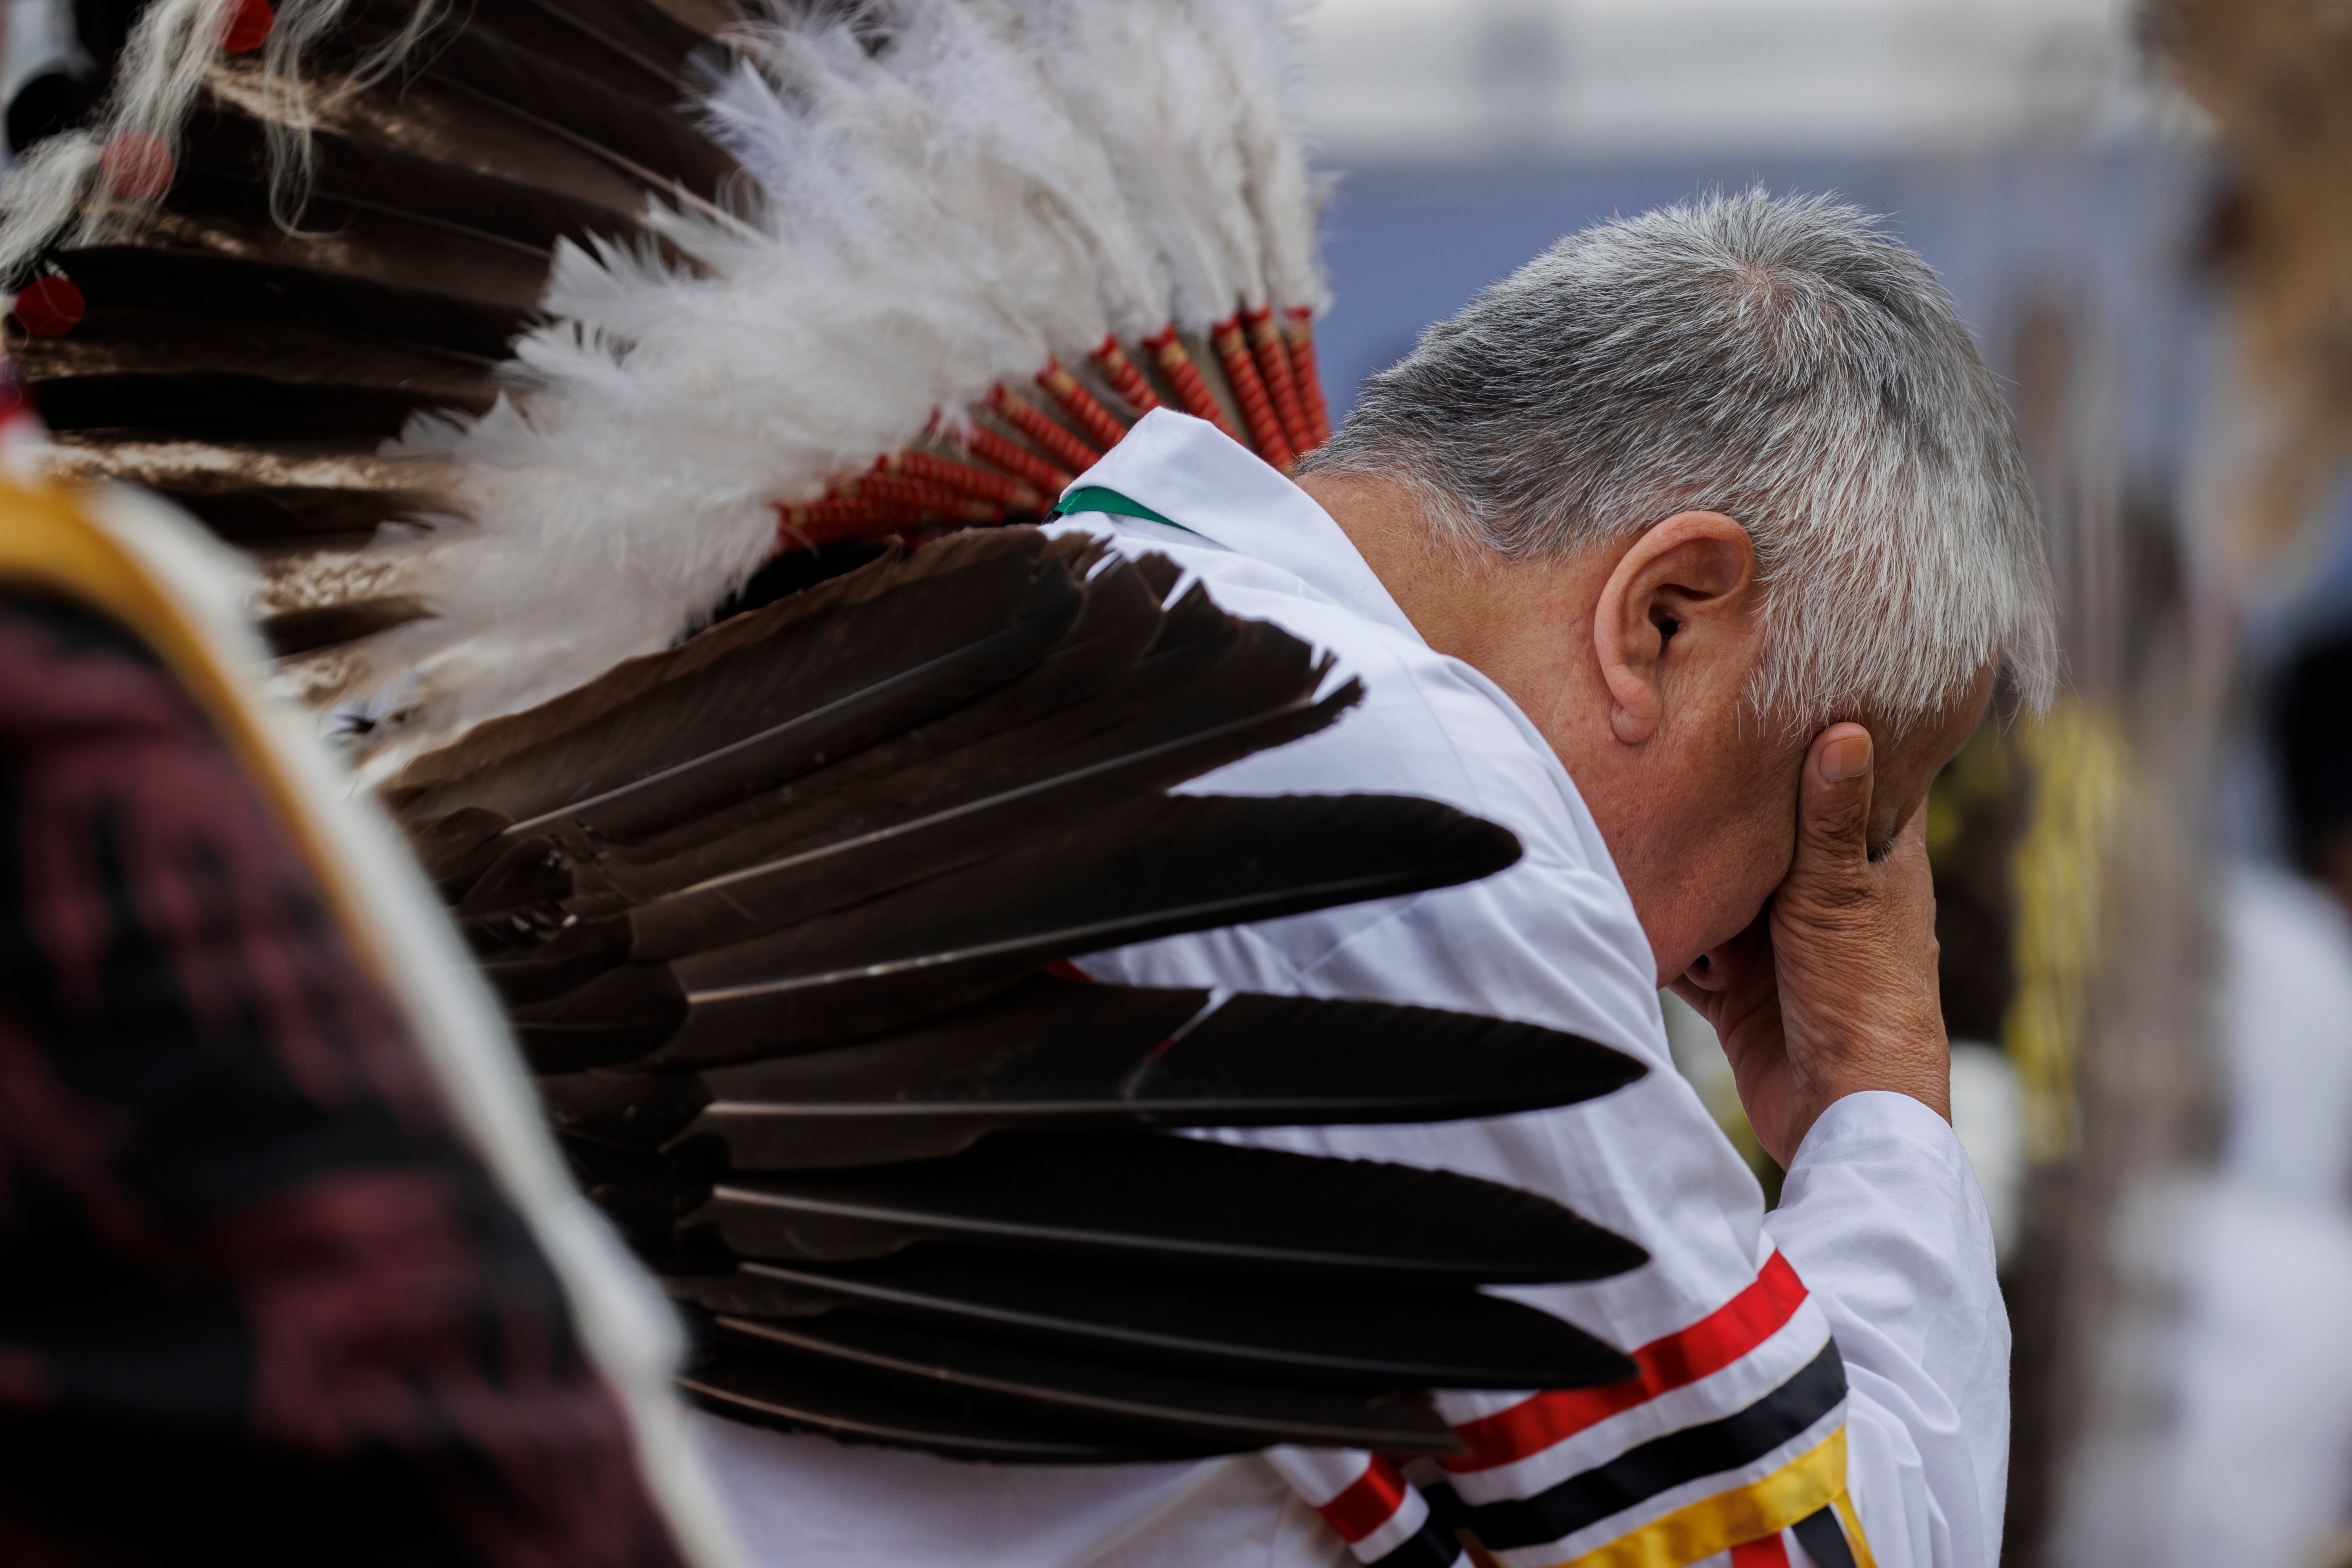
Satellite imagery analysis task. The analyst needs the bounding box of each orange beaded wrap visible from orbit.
[878,450,1044,512]
[1142,325,1242,440]
[1283,307,1331,445]
[962,426,1075,495]
[989,385,1102,472]
[1211,315,1295,469]
[1089,337,1164,413]
[836,471,1006,519]
[1245,306,1315,456]
[777,496,997,549]
[774,496,890,548]
[1036,359,1130,452]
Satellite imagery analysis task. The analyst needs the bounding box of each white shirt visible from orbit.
[692,411,2009,1568]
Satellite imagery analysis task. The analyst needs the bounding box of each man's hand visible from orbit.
[1670,723,1951,1167]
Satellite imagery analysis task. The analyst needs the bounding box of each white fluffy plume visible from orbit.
[1182,0,1329,317]
[341,0,1176,773]
[1009,0,1258,331]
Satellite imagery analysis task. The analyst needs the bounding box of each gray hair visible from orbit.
[1301,187,2058,733]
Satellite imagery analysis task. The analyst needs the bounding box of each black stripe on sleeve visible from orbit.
[1461,1339,1850,1552]
[1363,1512,1467,1568]
[1790,1504,1859,1568]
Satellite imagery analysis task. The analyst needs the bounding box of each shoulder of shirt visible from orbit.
[1047,513,1626,896]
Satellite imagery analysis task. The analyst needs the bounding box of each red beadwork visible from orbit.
[1211,316,1295,469]
[1035,359,1129,452]
[1142,326,1241,441]
[1088,337,1164,414]
[222,0,275,53]
[102,133,175,201]
[15,277,85,337]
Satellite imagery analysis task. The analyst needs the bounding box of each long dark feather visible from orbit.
[396,17,738,195]
[707,1313,1464,1456]
[674,1254,1636,1389]
[211,55,661,219]
[260,595,435,658]
[585,579,1346,913]
[578,552,1183,887]
[395,531,1096,851]
[614,681,1358,959]
[498,792,1518,1069]
[31,373,450,439]
[178,102,648,261]
[534,977,1645,1169]
[437,0,717,103]
[692,1130,1648,1283]
[18,307,498,398]
[678,1344,1229,1464]
[650,793,1519,1062]
[51,245,535,360]
[149,482,452,548]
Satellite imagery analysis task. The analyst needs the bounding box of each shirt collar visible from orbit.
[1063,410,1424,642]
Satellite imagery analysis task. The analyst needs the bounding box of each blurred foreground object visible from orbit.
[0,473,738,1566]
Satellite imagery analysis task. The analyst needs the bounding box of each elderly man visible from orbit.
[691,190,2052,1568]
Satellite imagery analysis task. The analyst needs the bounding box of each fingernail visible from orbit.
[1821,732,1872,781]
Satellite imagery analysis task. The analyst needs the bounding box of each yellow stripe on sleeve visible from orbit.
[1548,1427,1850,1568]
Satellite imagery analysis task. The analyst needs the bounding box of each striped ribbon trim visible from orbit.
[1271,1452,1464,1568]
[1321,1458,1409,1541]
[1446,1253,1812,1473]
[1730,1528,1791,1567]
[1729,1502,1870,1568]
[1548,1428,1852,1568]
[1442,1341,1845,1553]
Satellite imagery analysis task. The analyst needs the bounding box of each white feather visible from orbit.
[1182,0,1329,316]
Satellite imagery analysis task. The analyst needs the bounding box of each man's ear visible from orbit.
[1593,511,1758,745]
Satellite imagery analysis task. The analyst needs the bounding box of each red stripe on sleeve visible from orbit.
[1442,1252,1811,1471]
[1732,1530,1795,1567]
[1319,1457,1409,1543]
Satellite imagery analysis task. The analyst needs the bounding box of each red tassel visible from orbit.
[101,133,173,201]
[221,0,275,52]
[774,496,889,549]
[1211,315,1295,469]
[877,450,1044,512]
[1142,325,1242,441]
[1284,308,1331,446]
[836,470,1006,520]
[1036,358,1129,451]
[1246,306,1315,457]
[1088,337,1164,414]
[775,495,1001,551]
[14,277,84,337]
[962,426,1075,496]
[989,385,1101,473]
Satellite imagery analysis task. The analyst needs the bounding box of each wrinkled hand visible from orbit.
[1670,723,1951,1167]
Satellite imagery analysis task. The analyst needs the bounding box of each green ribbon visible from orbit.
[1050,486,1191,533]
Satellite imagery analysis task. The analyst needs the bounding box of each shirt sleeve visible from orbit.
[1767,1092,2012,1568]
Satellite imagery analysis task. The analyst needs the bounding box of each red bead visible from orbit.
[101,133,174,200]
[16,277,85,337]
[221,0,274,53]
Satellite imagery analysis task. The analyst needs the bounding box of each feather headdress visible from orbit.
[0,0,1333,768]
